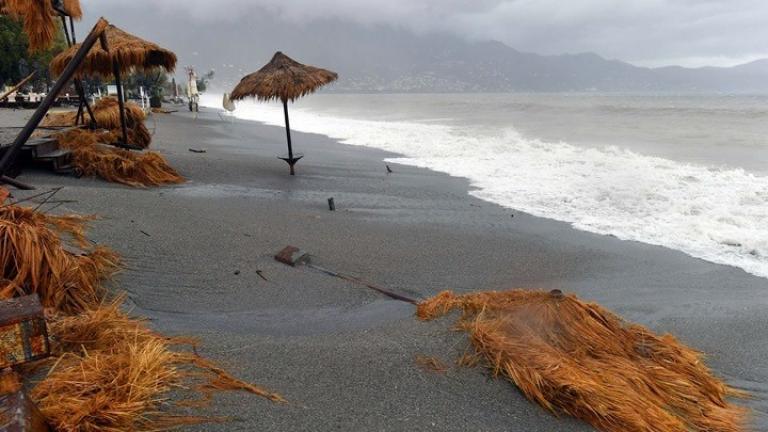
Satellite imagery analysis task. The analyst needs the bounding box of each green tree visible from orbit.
[124,70,169,98]
[0,16,27,87]
[196,70,214,92]
[0,15,67,90]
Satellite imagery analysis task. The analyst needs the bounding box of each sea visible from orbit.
[201,92,768,279]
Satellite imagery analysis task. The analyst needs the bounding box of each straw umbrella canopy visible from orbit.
[0,0,82,51]
[230,51,338,175]
[50,24,177,149]
[50,24,177,78]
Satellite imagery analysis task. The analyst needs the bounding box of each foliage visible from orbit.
[196,69,214,92]
[0,15,66,90]
[124,70,168,98]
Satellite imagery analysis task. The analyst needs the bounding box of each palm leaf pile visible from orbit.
[0,204,119,314]
[43,98,152,149]
[0,195,282,431]
[55,128,183,187]
[417,289,748,432]
[33,297,285,431]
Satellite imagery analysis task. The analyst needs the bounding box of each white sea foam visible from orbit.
[201,94,768,278]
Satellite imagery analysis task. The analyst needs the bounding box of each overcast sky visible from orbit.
[81,0,766,68]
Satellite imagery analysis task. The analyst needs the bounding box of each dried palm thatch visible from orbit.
[415,355,449,374]
[56,129,183,187]
[50,24,177,78]
[42,98,152,148]
[33,297,285,431]
[91,97,146,128]
[417,289,748,432]
[230,52,337,102]
[230,52,337,175]
[1,0,55,52]
[0,0,82,51]
[0,204,120,314]
[61,0,83,18]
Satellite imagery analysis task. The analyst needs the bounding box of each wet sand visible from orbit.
[4,107,768,430]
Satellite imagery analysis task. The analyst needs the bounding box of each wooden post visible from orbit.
[0,19,109,183]
[282,99,295,175]
[0,73,36,103]
[99,33,130,148]
[0,390,51,431]
[62,16,96,128]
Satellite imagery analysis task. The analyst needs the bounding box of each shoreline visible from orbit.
[3,107,767,430]
[205,95,768,280]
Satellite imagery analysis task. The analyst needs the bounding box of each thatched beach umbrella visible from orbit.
[50,24,177,148]
[230,52,338,175]
[50,24,177,78]
[0,0,82,51]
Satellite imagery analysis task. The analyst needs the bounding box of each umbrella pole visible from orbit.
[0,18,108,185]
[62,15,96,128]
[282,99,296,175]
[99,34,130,149]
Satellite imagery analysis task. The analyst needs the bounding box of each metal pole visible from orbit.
[282,99,295,175]
[99,33,130,148]
[0,19,109,181]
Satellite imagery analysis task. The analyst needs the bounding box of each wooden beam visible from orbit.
[0,18,109,184]
[0,72,36,102]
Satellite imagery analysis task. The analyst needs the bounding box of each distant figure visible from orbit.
[186,67,199,112]
[386,164,393,175]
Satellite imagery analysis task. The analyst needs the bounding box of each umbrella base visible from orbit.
[278,153,304,175]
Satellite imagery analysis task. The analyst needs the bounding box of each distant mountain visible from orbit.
[145,14,768,93]
[323,38,768,93]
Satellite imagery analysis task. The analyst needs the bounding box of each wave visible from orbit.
[201,94,768,278]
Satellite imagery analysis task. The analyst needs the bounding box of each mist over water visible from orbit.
[202,93,768,278]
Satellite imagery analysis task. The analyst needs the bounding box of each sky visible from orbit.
[80,0,767,68]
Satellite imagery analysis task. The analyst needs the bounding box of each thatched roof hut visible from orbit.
[0,0,82,51]
[230,52,337,102]
[230,52,337,175]
[50,24,177,77]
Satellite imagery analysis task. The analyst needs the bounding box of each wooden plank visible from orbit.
[0,73,36,103]
[0,391,51,432]
[0,296,50,369]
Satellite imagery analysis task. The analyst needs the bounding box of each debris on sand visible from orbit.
[0,204,119,314]
[43,98,152,149]
[415,355,449,374]
[55,129,184,187]
[33,297,285,431]
[417,289,748,432]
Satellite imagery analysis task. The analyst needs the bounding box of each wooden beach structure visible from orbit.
[50,24,177,150]
[0,11,110,189]
[0,7,177,188]
[231,51,338,175]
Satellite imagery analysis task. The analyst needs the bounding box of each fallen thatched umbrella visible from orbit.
[230,52,338,175]
[50,24,177,149]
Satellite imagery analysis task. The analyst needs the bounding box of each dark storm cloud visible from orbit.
[82,0,766,67]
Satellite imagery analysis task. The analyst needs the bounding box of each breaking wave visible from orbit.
[202,94,768,278]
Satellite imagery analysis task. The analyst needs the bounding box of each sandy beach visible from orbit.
[3,107,767,431]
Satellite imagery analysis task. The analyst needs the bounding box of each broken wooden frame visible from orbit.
[0,18,110,189]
